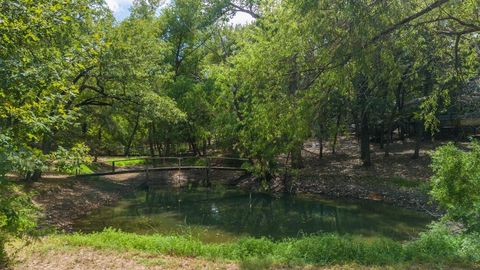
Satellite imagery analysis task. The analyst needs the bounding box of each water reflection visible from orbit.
[73,186,432,241]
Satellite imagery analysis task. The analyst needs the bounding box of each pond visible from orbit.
[73,185,433,242]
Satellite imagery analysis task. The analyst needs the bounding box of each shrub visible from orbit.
[0,181,37,266]
[430,141,480,231]
[52,143,92,174]
[278,234,403,265]
[405,223,480,265]
[405,224,462,263]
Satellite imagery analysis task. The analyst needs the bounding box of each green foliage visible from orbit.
[430,141,480,231]
[53,227,479,267]
[0,0,112,179]
[0,182,37,265]
[1,0,479,178]
[405,223,480,264]
[52,143,92,174]
[0,184,36,236]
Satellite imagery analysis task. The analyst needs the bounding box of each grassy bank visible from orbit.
[41,225,479,269]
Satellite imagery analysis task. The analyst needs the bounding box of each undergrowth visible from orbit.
[49,224,479,268]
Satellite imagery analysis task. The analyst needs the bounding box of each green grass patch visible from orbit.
[77,164,95,174]
[52,163,98,175]
[364,176,430,193]
[49,226,479,268]
[113,159,146,167]
[388,177,423,188]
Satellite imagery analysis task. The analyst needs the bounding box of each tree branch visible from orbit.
[370,0,450,44]
[229,3,260,19]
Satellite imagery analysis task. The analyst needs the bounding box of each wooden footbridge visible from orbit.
[76,156,250,177]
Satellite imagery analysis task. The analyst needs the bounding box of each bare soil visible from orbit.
[302,137,436,180]
[13,246,238,270]
[293,137,442,213]
[21,173,144,231]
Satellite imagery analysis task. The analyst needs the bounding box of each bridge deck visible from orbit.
[76,166,247,177]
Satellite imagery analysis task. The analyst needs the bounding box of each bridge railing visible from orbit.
[110,156,249,173]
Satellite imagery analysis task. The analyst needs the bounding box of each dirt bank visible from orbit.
[235,138,441,215]
[24,173,145,231]
[295,138,439,214]
[26,169,246,231]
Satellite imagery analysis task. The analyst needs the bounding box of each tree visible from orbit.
[0,0,112,180]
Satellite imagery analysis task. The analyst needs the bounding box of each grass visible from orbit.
[59,163,99,175]
[77,164,95,174]
[42,225,479,268]
[113,159,147,167]
[364,176,431,193]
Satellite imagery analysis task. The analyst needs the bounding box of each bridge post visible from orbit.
[75,158,79,176]
[112,161,115,173]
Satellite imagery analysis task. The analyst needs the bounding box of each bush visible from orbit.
[0,181,37,266]
[406,223,480,265]
[52,143,92,174]
[277,234,403,265]
[430,141,480,231]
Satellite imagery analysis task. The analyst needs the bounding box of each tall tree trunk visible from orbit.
[384,117,393,157]
[155,143,162,157]
[412,120,424,159]
[379,123,384,149]
[396,83,406,143]
[291,144,304,169]
[151,123,162,156]
[319,138,323,159]
[165,142,171,156]
[360,112,371,166]
[202,139,207,156]
[190,139,199,156]
[355,73,371,167]
[124,112,140,156]
[148,124,155,157]
[288,55,303,169]
[27,135,52,181]
[352,112,360,142]
[94,128,102,162]
[332,113,341,155]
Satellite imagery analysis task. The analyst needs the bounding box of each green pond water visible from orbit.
[73,185,433,242]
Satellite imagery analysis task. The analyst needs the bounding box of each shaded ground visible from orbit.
[302,137,434,180]
[232,137,444,214]
[292,138,440,214]
[24,174,142,231]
